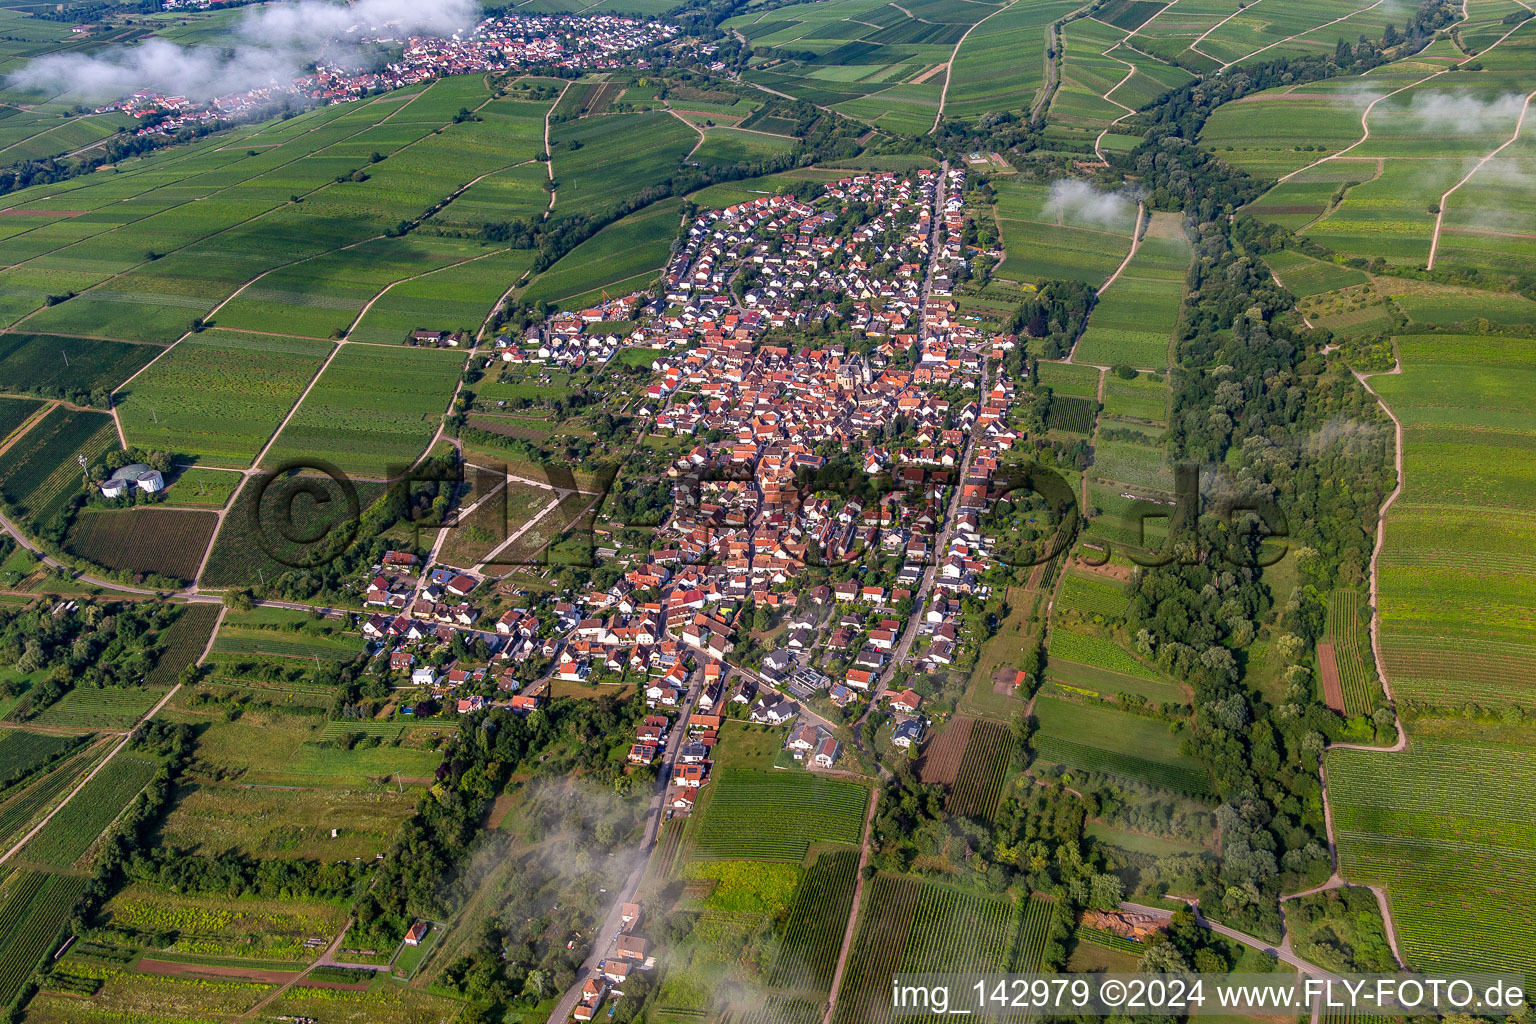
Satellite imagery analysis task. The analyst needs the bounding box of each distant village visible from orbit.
[100,11,678,134]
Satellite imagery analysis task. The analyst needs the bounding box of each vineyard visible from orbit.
[738,996,821,1024]
[946,719,1012,820]
[15,755,158,869]
[0,741,108,849]
[64,508,219,583]
[1325,589,1378,716]
[833,876,1050,1024]
[1045,395,1096,435]
[30,685,168,730]
[768,849,859,992]
[692,770,866,862]
[145,604,223,687]
[0,870,89,1006]
[0,406,118,528]
[1329,733,1536,974]
[0,731,79,792]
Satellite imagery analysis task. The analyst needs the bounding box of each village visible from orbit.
[339,165,1043,800]
[100,12,679,134]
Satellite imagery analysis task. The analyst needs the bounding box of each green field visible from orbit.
[260,344,463,477]
[1370,334,1536,709]
[348,248,534,345]
[991,179,1137,285]
[1032,694,1209,795]
[833,875,1055,1024]
[0,334,159,402]
[116,331,333,467]
[520,197,684,309]
[14,754,158,868]
[64,507,218,582]
[0,405,117,527]
[1329,720,1536,974]
[0,870,90,1006]
[692,769,866,862]
[1074,212,1190,367]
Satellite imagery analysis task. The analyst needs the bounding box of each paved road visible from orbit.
[544,679,701,1024]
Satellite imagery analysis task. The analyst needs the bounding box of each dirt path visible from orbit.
[1063,202,1143,365]
[820,784,880,1024]
[1427,87,1536,269]
[236,917,357,1020]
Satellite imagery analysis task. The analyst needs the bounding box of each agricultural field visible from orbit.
[0,406,118,528]
[1329,719,1536,974]
[989,179,1137,286]
[942,0,1083,122]
[547,110,696,222]
[726,0,996,116]
[519,197,684,309]
[63,507,218,583]
[177,706,444,787]
[0,397,43,446]
[207,607,360,663]
[348,248,534,345]
[1324,589,1378,716]
[0,334,157,401]
[692,126,798,167]
[157,780,417,862]
[692,769,866,861]
[0,741,111,850]
[1044,627,1186,704]
[1073,212,1190,368]
[99,883,349,963]
[198,476,386,590]
[1369,334,1536,709]
[833,874,1055,1024]
[767,848,860,993]
[145,603,223,687]
[29,686,169,730]
[1032,694,1209,795]
[260,343,464,478]
[1263,249,1370,297]
[12,753,158,869]
[1055,568,1131,620]
[0,870,91,1007]
[0,730,79,792]
[116,331,333,466]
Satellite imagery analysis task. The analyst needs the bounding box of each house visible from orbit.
[892,718,926,749]
[673,763,708,787]
[785,723,819,755]
[669,788,696,810]
[621,903,641,930]
[889,688,923,714]
[615,934,650,961]
[750,698,798,725]
[628,743,658,765]
[404,921,430,946]
[761,649,795,677]
[602,959,632,984]
[677,740,708,763]
[813,736,840,768]
[446,573,478,597]
[411,667,437,687]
